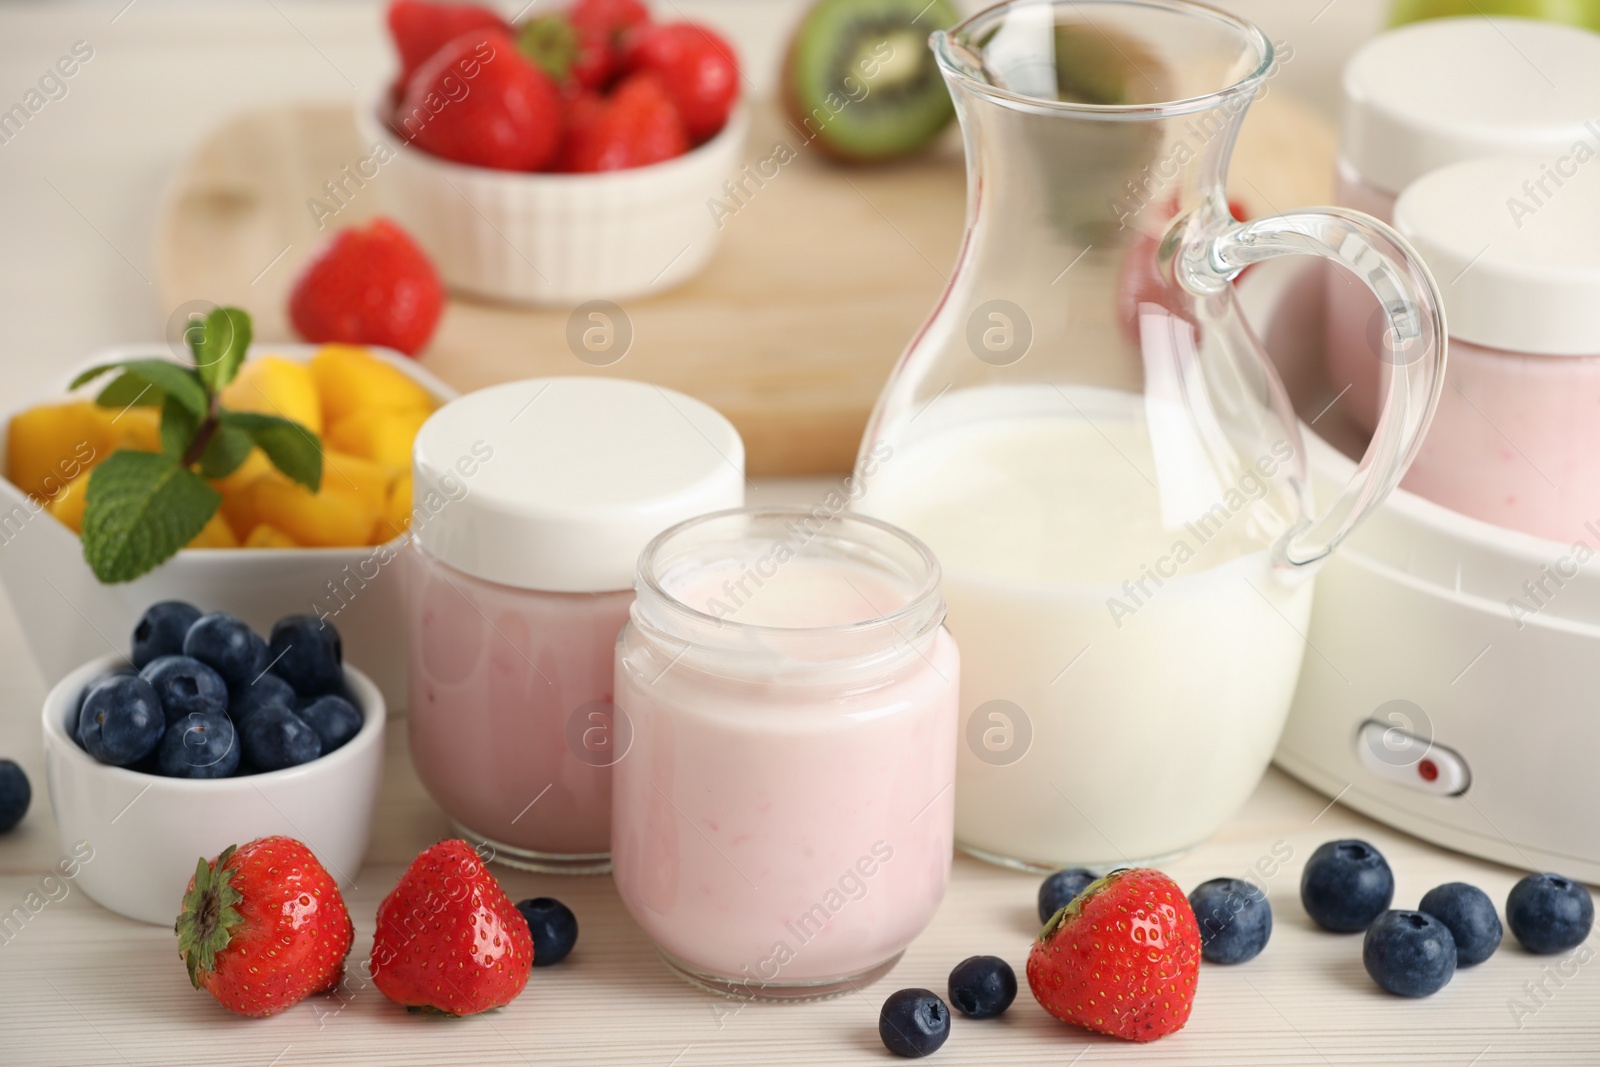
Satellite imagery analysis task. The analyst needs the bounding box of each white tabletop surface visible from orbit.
[12,3,1594,1066]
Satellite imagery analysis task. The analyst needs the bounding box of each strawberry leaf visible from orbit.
[94,372,161,410]
[198,423,254,480]
[221,411,322,492]
[81,451,220,583]
[191,307,252,393]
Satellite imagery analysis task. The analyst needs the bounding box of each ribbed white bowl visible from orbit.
[361,97,749,305]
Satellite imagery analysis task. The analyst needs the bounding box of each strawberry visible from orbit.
[1026,868,1201,1043]
[174,837,354,1018]
[387,0,511,91]
[396,29,562,172]
[520,0,650,92]
[289,217,444,357]
[560,72,688,172]
[371,839,533,1016]
[621,21,739,143]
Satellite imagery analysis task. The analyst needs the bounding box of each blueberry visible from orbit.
[183,612,268,687]
[77,675,165,766]
[1363,910,1457,996]
[515,897,579,966]
[1507,873,1594,955]
[130,600,202,669]
[1189,877,1273,964]
[297,694,362,754]
[1418,883,1502,966]
[228,672,298,725]
[0,760,30,833]
[75,668,137,748]
[1037,867,1097,924]
[1300,839,1394,933]
[946,955,1016,1018]
[268,614,343,696]
[139,655,228,725]
[157,713,240,779]
[879,988,950,1058]
[239,705,322,771]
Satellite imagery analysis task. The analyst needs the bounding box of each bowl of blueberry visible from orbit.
[42,600,384,925]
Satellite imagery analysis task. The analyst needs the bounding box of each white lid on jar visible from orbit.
[1394,154,1600,356]
[411,377,745,592]
[1341,17,1600,195]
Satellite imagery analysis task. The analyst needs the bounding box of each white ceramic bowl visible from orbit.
[43,654,385,925]
[0,343,456,709]
[361,95,749,305]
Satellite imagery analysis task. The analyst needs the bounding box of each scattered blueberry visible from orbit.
[1189,877,1273,964]
[515,897,579,966]
[1301,839,1394,933]
[879,988,950,1058]
[140,655,228,724]
[297,694,362,754]
[946,955,1017,1018]
[183,612,268,687]
[1037,867,1097,924]
[239,705,322,771]
[157,713,240,779]
[1506,873,1594,955]
[0,760,30,833]
[268,614,343,696]
[1418,883,1502,966]
[228,672,298,725]
[130,600,202,669]
[77,675,165,766]
[1363,910,1457,996]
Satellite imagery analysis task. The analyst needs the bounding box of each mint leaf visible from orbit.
[81,451,220,583]
[115,359,208,418]
[95,372,162,410]
[221,411,322,491]
[70,362,127,391]
[191,307,251,393]
[160,396,200,459]
[198,423,253,479]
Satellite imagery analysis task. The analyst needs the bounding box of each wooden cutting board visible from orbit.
[156,96,1334,476]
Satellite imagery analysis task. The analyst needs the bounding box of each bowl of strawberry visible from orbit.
[41,602,384,925]
[369,0,747,305]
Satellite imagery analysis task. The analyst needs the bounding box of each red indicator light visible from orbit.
[1417,758,1439,782]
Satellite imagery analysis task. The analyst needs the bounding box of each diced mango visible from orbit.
[325,408,429,470]
[108,407,161,453]
[221,355,323,434]
[46,464,95,533]
[321,449,401,513]
[211,448,273,499]
[6,401,116,500]
[237,471,381,548]
[244,523,298,549]
[310,345,432,425]
[186,511,240,549]
[373,472,413,544]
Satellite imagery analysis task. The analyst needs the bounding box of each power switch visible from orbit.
[1356,721,1470,796]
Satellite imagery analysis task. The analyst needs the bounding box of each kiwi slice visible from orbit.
[782,0,962,163]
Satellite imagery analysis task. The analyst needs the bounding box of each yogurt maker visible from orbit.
[1244,261,1600,882]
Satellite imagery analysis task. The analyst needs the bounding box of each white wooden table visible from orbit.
[12,2,1596,1065]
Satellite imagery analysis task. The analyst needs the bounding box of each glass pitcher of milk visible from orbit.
[854,0,1446,870]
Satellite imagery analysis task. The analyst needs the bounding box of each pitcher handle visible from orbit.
[1180,207,1448,568]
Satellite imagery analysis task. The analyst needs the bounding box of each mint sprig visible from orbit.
[79,307,322,583]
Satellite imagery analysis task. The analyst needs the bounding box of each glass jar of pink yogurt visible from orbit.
[406,378,743,872]
[1394,155,1600,544]
[612,507,959,999]
[1326,16,1600,433]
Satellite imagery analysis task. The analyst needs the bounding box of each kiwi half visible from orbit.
[782,0,962,163]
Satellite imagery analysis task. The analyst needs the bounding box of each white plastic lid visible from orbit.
[411,377,745,592]
[1394,155,1600,356]
[1341,17,1600,195]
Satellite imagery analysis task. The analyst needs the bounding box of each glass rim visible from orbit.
[933,0,1276,118]
[634,506,944,641]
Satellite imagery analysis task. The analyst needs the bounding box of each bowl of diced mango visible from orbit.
[0,343,455,708]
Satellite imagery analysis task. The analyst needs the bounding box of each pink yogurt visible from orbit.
[612,508,959,997]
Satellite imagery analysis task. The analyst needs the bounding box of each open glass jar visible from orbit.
[612,508,959,999]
